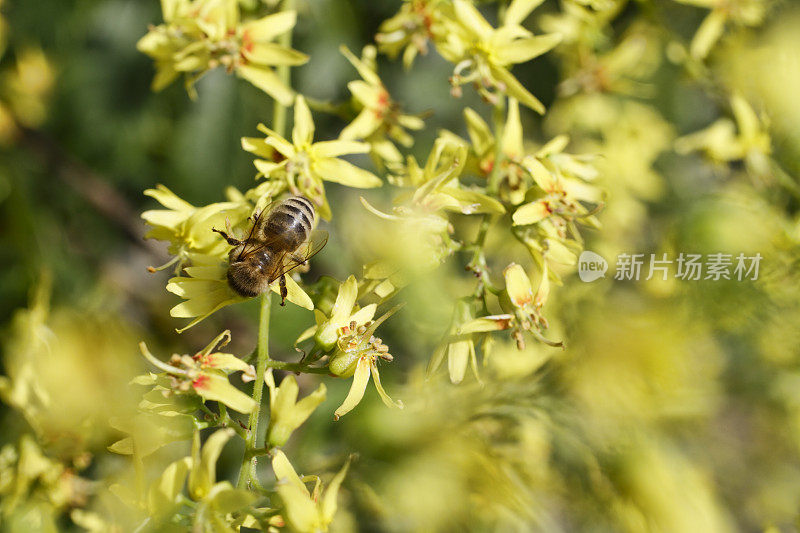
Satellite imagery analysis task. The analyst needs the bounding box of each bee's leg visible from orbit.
[212,227,242,246]
[279,275,288,306]
[225,217,236,239]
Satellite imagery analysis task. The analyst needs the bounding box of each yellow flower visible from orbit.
[438,0,562,112]
[265,370,327,448]
[296,275,377,351]
[376,0,443,68]
[455,98,531,205]
[144,429,255,524]
[139,331,258,413]
[271,450,350,533]
[673,0,767,59]
[142,184,251,272]
[675,93,772,177]
[427,299,482,384]
[501,262,560,349]
[513,147,602,227]
[328,307,404,420]
[389,137,505,215]
[166,253,313,332]
[242,95,382,220]
[456,263,562,350]
[339,45,425,170]
[2,47,54,130]
[137,0,307,101]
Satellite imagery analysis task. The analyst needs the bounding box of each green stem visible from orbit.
[265,360,331,374]
[469,96,507,298]
[272,0,295,139]
[236,0,295,491]
[487,97,506,196]
[237,291,272,489]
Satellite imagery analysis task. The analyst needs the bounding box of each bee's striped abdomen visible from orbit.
[263,196,315,251]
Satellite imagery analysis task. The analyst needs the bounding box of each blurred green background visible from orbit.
[2,0,800,531]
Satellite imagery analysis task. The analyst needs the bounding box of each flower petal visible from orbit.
[254,158,287,176]
[312,140,370,158]
[242,136,275,158]
[513,200,551,225]
[453,0,494,41]
[458,314,514,334]
[188,428,234,500]
[244,42,309,66]
[340,45,381,86]
[237,64,294,106]
[504,0,545,25]
[193,373,258,414]
[534,262,550,309]
[271,450,309,495]
[293,95,314,146]
[447,340,470,384]
[502,98,524,158]
[690,9,726,60]
[270,275,314,310]
[265,135,297,158]
[463,107,494,156]
[489,64,545,114]
[313,157,382,188]
[148,457,192,517]
[493,33,562,65]
[333,357,371,420]
[241,11,297,42]
[503,263,534,308]
[370,362,403,409]
[340,108,381,140]
[440,187,506,215]
[145,184,194,211]
[350,303,377,325]
[320,456,351,523]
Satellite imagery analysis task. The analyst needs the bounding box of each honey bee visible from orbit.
[213,196,327,305]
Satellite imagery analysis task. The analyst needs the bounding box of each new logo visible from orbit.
[578,251,607,282]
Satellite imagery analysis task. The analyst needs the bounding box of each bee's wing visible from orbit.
[233,201,278,261]
[274,230,329,279]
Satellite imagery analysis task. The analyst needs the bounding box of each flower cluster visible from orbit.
[130,0,608,530]
[241,94,382,220]
[339,44,425,172]
[137,0,306,101]
[378,0,562,111]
